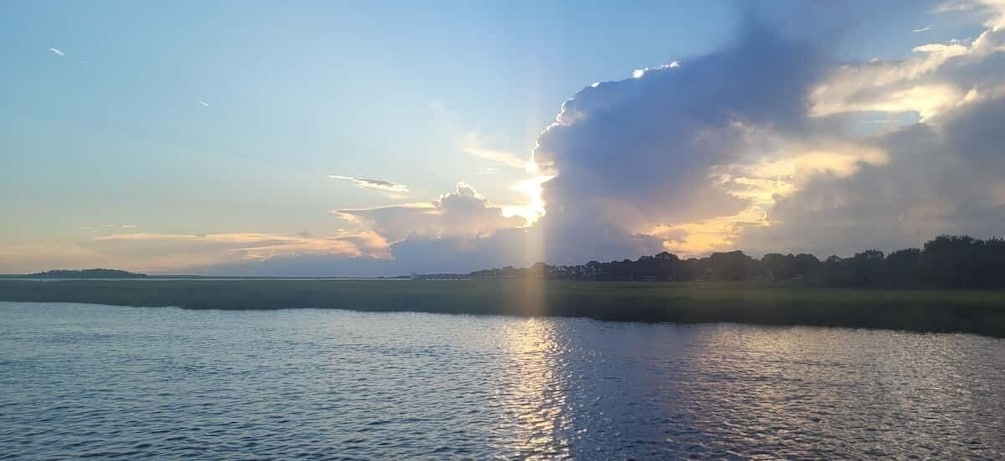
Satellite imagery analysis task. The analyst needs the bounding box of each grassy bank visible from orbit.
[1,279,1004,337]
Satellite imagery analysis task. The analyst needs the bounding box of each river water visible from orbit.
[1,302,1003,459]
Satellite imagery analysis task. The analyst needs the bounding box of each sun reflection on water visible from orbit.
[497,318,572,458]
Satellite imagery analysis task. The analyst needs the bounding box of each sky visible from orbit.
[2,0,1004,275]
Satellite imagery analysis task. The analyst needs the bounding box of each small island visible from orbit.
[26,269,148,279]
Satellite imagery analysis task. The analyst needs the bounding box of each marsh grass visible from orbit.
[1,279,1003,337]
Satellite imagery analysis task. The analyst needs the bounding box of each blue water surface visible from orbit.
[1,302,1003,459]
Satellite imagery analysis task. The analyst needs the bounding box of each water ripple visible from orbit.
[1,302,1003,459]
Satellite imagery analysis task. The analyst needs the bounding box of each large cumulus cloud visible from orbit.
[520,0,1005,261]
[528,18,850,261]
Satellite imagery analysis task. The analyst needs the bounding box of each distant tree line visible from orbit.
[465,235,1005,289]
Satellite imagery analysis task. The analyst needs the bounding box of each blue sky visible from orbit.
[3,1,734,234]
[2,0,1004,274]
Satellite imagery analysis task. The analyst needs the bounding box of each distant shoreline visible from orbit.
[1,279,1003,338]
[0,276,406,282]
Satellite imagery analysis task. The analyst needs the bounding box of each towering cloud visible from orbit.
[521,0,1005,261]
[528,19,837,261]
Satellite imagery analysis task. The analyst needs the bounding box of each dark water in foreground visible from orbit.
[1,302,1003,459]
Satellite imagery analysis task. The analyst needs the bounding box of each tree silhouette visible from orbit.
[463,235,1005,289]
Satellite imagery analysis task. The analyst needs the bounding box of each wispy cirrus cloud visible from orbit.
[912,25,933,32]
[48,47,64,57]
[936,0,977,12]
[79,224,140,232]
[460,133,535,171]
[329,175,409,197]
[430,101,535,172]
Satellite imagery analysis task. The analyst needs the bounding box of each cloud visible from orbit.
[48,47,64,57]
[333,182,525,243]
[304,11,876,270]
[738,105,1005,256]
[431,100,538,174]
[188,231,537,276]
[460,133,534,171]
[512,1,1005,261]
[525,15,843,262]
[809,43,972,121]
[631,61,680,79]
[86,231,390,271]
[178,182,533,276]
[82,224,141,232]
[427,100,548,228]
[936,0,977,12]
[912,25,933,32]
[735,1,1005,256]
[500,176,550,225]
[227,4,996,274]
[329,175,410,197]
[810,1,1005,121]
[0,230,383,274]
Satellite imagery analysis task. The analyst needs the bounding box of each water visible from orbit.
[1,302,1003,459]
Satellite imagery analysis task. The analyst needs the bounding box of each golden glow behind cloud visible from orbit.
[502,175,553,226]
[643,125,889,256]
